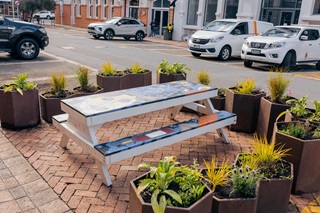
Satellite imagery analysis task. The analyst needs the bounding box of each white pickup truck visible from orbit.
[241,25,320,70]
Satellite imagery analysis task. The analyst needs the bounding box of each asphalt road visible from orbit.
[0,24,319,103]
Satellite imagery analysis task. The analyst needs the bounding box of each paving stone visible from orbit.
[16,197,35,211]
[15,170,41,185]
[2,177,19,188]
[0,189,14,202]
[9,186,27,199]
[22,179,50,195]
[0,200,21,213]
[0,168,13,179]
[29,188,59,207]
[8,162,34,176]
[38,199,70,213]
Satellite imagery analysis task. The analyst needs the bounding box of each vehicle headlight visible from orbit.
[209,36,224,43]
[268,42,286,48]
[39,28,47,34]
[95,26,103,32]
[244,40,250,47]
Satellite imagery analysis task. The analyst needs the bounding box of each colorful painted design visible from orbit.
[61,81,216,117]
[94,111,235,156]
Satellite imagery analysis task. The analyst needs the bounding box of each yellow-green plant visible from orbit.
[76,65,89,88]
[236,154,259,172]
[50,73,67,97]
[203,156,231,192]
[157,59,192,76]
[236,78,257,94]
[128,63,147,74]
[267,67,291,103]
[1,73,36,95]
[101,62,116,76]
[196,70,211,85]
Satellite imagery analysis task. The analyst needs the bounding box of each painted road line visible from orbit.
[62,46,75,49]
[0,59,63,66]
[294,73,320,81]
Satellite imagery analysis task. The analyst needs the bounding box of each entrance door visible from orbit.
[280,11,294,26]
[153,10,168,36]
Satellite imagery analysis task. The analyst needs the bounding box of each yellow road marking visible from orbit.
[294,73,320,81]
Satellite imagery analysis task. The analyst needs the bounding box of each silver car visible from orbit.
[87,17,147,41]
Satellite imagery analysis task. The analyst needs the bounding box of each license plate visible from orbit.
[193,44,200,48]
[251,49,261,55]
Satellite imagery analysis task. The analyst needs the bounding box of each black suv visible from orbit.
[0,16,49,60]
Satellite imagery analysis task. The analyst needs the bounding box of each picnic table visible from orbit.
[53,81,237,186]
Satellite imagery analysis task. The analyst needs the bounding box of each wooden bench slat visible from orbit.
[52,114,68,123]
[94,111,236,156]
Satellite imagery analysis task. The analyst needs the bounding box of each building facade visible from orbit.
[0,0,16,16]
[54,0,320,41]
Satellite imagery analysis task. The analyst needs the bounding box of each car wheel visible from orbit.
[124,37,130,40]
[244,60,253,68]
[191,52,201,57]
[46,15,50,20]
[218,46,231,61]
[281,52,294,70]
[93,35,100,39]
[316,61,320,70]
[135,32,144,41]
[104,30,114,40]
[15,38,39,60]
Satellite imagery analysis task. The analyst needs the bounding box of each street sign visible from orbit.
[15,0,20,5]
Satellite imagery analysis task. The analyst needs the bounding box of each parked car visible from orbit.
[241,25,320,70]
[0,16,49,60]
[87,17,147,41]
[188,19,273,61]
[33,10,55,19]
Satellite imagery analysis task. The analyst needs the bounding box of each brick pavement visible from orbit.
[1,108,320,212]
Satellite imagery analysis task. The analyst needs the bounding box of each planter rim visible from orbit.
[40,91,72,99]
[97,72,127,77]
[0,87,38,93]
[227,87,266,97]
[276,121,320,142]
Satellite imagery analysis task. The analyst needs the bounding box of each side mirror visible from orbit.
[300,35,308,41]
[117,22,122,26]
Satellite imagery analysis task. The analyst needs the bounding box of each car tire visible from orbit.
[191,52,201,57]
[316,61,320,70]
[15,38,39,60]
[124,37,130,40]
[93,35,100,39]
[46,15,50,20]
[218,46,231,61]
[244,60,253,68]
[135,31,144,41]
[104,30,114,40]
[281,52,294,70]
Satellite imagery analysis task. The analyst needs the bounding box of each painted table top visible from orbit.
[62,81,216,117]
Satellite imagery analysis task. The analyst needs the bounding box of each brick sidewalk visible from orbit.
[1,109,319,212]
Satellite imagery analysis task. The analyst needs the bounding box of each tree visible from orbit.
[19,0,56,21]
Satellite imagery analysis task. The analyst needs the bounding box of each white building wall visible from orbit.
[299,0,320,25]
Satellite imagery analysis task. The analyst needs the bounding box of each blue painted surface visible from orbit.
[94,111,235,156]
[61,81,216,117]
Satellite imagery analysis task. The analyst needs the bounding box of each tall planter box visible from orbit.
[225,88,265,133]
[123,71,152,89]
[0,89,40,130]
[212,195,257,213]
[256,97,291,141]
[39,94,65,123]
[275,121,320,194]
[129,173,213,213]
[96,74,127,92]
[210,96,225,110]
[157,73,186,84]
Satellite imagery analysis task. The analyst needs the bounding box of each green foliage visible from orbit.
[101,62,116,76]
[236,154,259,173]
[19,0,56,20]
[1,73,36,95]
[157,59,192,76]
[218,88,226,97]
[267,69,291,103]
[137,156,206,211]
[309,100,320,122]
[203,156,231,192]
[286,96,310,118]
[76,65,89,88]
[313,128,320,139]
[235,78,258,94]
[230,166,260,198]
[196,70,211,85]
[50,73,67,98]
[280,122,307,139]
[127,63,147,74]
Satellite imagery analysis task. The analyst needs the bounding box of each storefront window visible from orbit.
[203,0,218,26]
[153,0,170,7]
[130,0,139,6]
[187,0,199,25]
[313,0,320,14]
[263,0,301,8]
[224,0,239,18]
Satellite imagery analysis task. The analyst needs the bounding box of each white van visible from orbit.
[188,19,273,61]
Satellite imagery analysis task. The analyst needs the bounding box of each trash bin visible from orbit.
[163,27,172,40]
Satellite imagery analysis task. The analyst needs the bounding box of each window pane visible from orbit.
[130,0,139,6]
[204,0,218,25]
[187,0,199,25]
[153,0,161,7]
[163,0,170,7]
[225,0,238,18]
[313,0,320,14]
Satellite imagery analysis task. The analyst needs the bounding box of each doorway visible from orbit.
[280,11,294,25]
[152,9,168,36]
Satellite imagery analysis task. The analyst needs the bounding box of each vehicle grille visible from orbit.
[189,47,207,52]
[88,27,95,30]
[247,52,266,57]
[250,42,266,49]
[192,38,209,44]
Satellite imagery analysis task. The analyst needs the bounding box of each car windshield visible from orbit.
[104,17,121,24]
[262,27,301,38]
[202,21,236,32]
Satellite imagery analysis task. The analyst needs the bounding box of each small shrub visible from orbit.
[127,63,147,74]
[50,73,68,98]
[76,65,89,88]
[101,62,116,76]
[157,59,192,76]
[235,78,259,94]
[196,70,211,85]
[286,96,310,118]
[280,122,307,139]
[1,73,36,95]
[309,100,320,122]
[267,68,291,103]
[218,88,226,97]
[313,128,320,139]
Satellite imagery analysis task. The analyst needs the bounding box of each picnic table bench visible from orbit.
[53,81,237,186]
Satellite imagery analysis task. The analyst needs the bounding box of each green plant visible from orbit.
[280,122,307,139]
[309,100,320,122]
[313,128,320,139]
[236,154,259,173]
[157,59,192,76]
[127,63,147,74]
[267,69,291,103]
[1,73,36,95]
[218,87,226,97]
[49,73,68,98]
[101,62,116,76]
[235,78,259,94]
[286,96,310,118]
[137,156,206,212]
[203,156,231,192]
[196,70,211,85]
[76,65,89,88]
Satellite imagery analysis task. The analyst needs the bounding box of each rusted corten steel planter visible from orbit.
[96,74,128,92]
[124,71,152,89]
[157,73,186,84]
